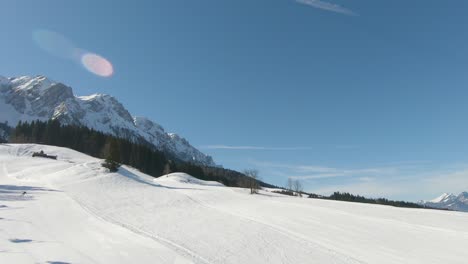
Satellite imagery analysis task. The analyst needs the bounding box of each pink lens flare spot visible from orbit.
[81,53,114,77]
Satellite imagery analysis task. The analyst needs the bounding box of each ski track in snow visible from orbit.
[70,195,212,264]
[71,167,361,264]
[0,147,194,264]
[2,144,468,264]
[144,173,365,264]
[168,189,366,264]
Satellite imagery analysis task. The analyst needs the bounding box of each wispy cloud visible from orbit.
[288,173,350,180]
[249,158,468,200]
[250,160,395,177]
[295,0,357,16]
[423,169,468,195]
[250,161,341,174]
[312,180,410,199]
[310,168,468,201]
[200,145,314,151]
[201,144,359,151]
[273,162,468,200]
[285,167,395,180]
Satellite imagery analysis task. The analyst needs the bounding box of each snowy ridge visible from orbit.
[430,193,457,203]
[157,173,225,187]
[0,75,215,166]
[420,192,468,212]
[1,144,468,264]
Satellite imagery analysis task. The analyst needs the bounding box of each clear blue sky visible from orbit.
[2,0,468,201]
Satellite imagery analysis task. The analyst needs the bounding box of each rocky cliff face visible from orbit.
[0,75,215,166]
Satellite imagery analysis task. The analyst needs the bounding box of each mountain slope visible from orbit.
[2,144,468,264]
[0,75,215,166]
[421,192,468,212]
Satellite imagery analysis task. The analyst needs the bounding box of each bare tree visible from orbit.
[162,163,172,175]
[243,169,260,194]
[293,179,303,197]
[287,178,294,192]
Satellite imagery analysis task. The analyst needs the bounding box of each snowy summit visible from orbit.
[0,75,215,166]
[421,192,468,212]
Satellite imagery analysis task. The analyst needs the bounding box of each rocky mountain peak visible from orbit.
[0,75,216,167]
[421,192,468,212]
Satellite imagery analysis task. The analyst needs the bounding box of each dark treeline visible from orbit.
[7,120,444,207]
[9,120,274,188]
[272,190,296,196]
[11,120,168,176]
[309,192,429,209]
[171,163,275,188]
[0,122,11,143]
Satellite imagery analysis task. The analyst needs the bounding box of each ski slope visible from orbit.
[1,144,468,264]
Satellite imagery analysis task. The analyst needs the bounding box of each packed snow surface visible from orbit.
[1,144,468,264]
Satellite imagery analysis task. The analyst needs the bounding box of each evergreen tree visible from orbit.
[9,120,277,189]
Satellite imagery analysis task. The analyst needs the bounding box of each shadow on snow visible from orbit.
[118,167,203,191]
[0,185,59,201]
[9,238,34,243]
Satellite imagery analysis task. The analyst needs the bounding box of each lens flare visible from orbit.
[33,29,115,78]
[81,53,114,77]
[33,29,75,59]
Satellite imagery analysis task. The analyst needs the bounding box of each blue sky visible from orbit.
[2,0,468,201]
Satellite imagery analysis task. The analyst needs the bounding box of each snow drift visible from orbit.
[1,144,468,264]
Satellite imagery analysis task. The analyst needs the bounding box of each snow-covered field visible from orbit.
[1,144,468,264]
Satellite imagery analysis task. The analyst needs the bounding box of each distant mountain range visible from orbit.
[420,192,468,212]
[0,75,215,166]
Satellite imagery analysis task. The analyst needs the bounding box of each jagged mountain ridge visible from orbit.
[0,75,215,166]
[420,192,468,212]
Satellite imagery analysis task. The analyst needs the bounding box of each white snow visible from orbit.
[1,144,468,264]
[157,173,225,187]
[78,93,106,101]
[0,75,216,166]
[10,75,56,96]
[0,96,48,126]
[430,193,456,203]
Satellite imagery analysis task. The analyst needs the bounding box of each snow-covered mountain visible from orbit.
[0,75,215,166]
[420,192,468,212]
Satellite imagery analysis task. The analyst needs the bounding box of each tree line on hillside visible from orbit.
[271,178,435,210]
[8,120,274,188]
[11,120,168,176]
[272,178,305,197]
[0,122,11,143]
[6,120,451,206]
[309,191,429,209]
